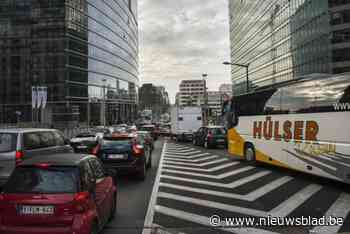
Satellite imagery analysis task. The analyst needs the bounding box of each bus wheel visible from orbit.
[245,145,255,162]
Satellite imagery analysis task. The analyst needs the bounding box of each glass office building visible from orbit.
[228,0,350,96]
[0,0,139,125]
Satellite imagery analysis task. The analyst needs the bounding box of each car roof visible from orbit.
[19,153,94,167]
[0,128,59,134]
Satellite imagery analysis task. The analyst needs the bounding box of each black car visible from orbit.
[93,134,152,180]
[70,132,98,154]
[139,125,158,140]
[193,126,227,149]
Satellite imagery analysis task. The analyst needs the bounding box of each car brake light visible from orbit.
[91,144,100,156]
[207,131,213,139]
[132,144,144,157]
[15,151,24,165]
[35,163,51,169]
[73,192,90,213]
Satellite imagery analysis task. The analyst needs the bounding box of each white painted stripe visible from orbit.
[155,205,280,234]
[270,184,322,217]
[159,175,291,202]
[164,155,220,163]
[142,142,167,234]
[158,192,267,216]
[317,154,350,168]
[163,158,228,167]
[164,152,211,159]
[161,170,271,189]
[162,162,240,172]
[162,166,254,179]
[311,193,350,234]
[158,184,322,218]
[165,150,202,155]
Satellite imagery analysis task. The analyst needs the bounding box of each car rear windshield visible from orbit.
[3,166,79,194]
[210,128,227,135]
[0,133,17,153]
[102,139,132,149]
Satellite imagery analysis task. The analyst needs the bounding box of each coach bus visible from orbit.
[226,73,350,183]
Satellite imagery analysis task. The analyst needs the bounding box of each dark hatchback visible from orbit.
[92,135,151,180]
[70,132,98,154]
[193,126,227,149]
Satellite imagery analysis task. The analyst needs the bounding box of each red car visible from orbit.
[0,153,117,234]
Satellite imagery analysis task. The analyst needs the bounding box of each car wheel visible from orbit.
[245,145,256,162]
[138,161,147,180]
[90,221,99,234]
[192,138,197,146]
[109,193,117,221]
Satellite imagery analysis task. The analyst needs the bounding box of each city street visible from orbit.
[101,139,165,234]
[143,141,350,234]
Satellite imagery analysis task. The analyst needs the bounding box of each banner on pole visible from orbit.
[32,86,37,109]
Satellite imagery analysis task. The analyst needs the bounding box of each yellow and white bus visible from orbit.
[226,73,350,183]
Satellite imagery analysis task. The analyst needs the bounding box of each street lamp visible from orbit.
[202,74,209,126]
[102,79,107,127]
[223,61,250,93]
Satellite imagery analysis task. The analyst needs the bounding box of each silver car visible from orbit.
[0,129,73,187]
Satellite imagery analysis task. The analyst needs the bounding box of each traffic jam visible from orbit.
[0,124,171,234]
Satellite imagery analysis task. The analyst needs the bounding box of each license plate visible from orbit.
[108,154,125,159]
[217,139,225,142]
[19,205,54,215]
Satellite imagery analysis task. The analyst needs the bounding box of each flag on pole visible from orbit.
[42,87,48,109]
[32,86,38,109]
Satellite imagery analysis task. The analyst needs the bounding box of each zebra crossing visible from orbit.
[143,142,350,234]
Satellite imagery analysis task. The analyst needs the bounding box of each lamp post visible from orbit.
[223,61,250,93]
[101,79,107,127]
[202,73,208,126]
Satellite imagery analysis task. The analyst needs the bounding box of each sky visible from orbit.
[138,0,232,103]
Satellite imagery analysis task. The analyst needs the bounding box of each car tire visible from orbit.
[138,161,147,180]
[245,145,256,162]
[90,221,99,234]
[109,193,117,221]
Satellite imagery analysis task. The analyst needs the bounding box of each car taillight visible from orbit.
[15,151,24,165]
[73,192,90,213]
[207,132,213,139]
[132,144,144,157]
[91,144,100,156]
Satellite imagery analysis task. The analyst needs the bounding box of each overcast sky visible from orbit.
[138,0,231,103]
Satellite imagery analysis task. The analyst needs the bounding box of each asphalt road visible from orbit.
[144,140,350,234]
[101,139,164,234]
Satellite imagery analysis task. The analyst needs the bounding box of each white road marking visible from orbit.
[165,151,202,156]
[269,184,322,217]
[162,166,254,179]
[161,170,272,189]
[164,158,228,167]
[311,193,350,234]
[164,155,221,163]
[162,162,240,172]
[155,205,280,234]
[159,175,292,202]
[158,184,321,218]
[164,152,211,159]
[142,142,167,234]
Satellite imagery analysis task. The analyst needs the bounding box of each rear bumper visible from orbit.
[102,157,145,174]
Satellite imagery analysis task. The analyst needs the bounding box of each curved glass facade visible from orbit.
[66,0,139,124]
[0,0,138,125]
[229,0,350,96]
